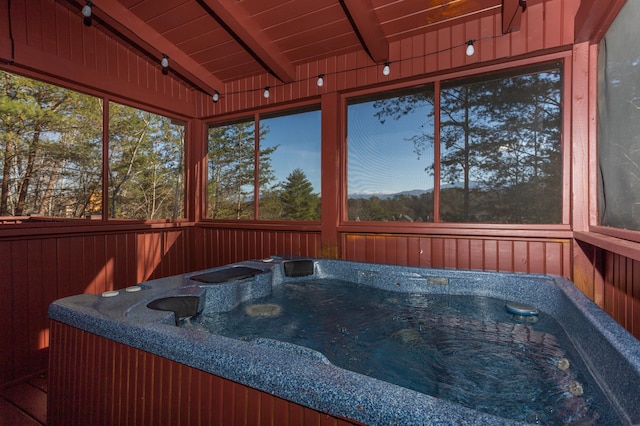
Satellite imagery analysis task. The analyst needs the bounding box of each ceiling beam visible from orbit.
[341,0,389,63]
[502,0,524,34]
[198,0,296,83]
[90,0,223,95]
[574,0,626,43]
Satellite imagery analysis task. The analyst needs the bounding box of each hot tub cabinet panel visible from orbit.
[47,320,360,426]
[48,258,640,425]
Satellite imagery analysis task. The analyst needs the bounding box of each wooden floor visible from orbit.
[0,373,47,426]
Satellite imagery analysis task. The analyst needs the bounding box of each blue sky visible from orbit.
[258,101,435,196]
[260,110,322,193]
[347,100,434,195]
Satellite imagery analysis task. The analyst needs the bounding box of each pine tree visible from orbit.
[279,168,319,220]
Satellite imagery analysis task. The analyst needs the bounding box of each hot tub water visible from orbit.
[181,278,615,424]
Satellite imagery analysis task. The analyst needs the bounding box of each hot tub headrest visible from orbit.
[147,296,201,325]
[284,260,315,277]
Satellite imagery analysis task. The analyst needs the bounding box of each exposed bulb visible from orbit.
[263,87,270,99]
[317,74,324,87]
[382,62,390,76]
[81,2,92,18]
[161,55,169,68]
[212,91,219,103]
[466,41,475,57]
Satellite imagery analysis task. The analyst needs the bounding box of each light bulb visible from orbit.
[263,87,270,99]
[161,55,169,68]
[466,41,475,57]
[81,2,92,18]
[317,74,324,87]
[212,91,219,103]
[382,62,390,76]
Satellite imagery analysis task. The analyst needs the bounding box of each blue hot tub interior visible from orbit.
[48,257,640,425]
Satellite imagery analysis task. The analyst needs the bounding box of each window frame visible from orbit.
[339,52,572,234]
[204,99,322,224]
[0,66,191,225]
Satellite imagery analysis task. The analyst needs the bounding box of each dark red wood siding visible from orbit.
[48,321,361,426]
[0,226,194,388]
[342,234,570,275]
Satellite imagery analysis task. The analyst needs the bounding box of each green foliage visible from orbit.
[370,66,563,224]
[0,70,102,217]
[108,103,185,219]
[278,168,320,220]
[0,70,185,220]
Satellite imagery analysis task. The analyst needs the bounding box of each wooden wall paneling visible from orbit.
[615,253,628,329]
[0,240,13,385]
[542,0,561,48]
[450,23,466,69]
[44,321,415,424]
[342,234,570,276]
[526,2,545,52]
[4,0,196,117]
[10,240,30,380]
[0,0,10,60]
[624,256,634,332]
[632,259,640,338]
[603,251,615,318]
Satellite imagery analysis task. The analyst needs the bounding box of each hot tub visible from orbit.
[48,257,640,425]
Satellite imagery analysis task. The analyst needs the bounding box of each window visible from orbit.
[440,65,562,223]
[598,0,640,231]
[259,109,321,221]
[207,118,256,219]
[108,102,185,220]
[0,70,102,218]
[346,64,562,224]
[347,87,435,222]
[207,107,321,221]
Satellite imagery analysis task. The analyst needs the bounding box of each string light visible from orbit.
[161,54,169,75]
[82,1,92,17]
[466,40,475,57]
[382,62,391,76]
[209,33,514,102]
[82,1,92,26]
[317,74,324,87]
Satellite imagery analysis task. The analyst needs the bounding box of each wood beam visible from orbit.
[91,0,223,95]
[341,0,389,63]
[198,0,296,83]
[574,0,626,43]
[502,0,523,34]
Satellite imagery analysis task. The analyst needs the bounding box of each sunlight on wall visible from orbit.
[38,328,49,350]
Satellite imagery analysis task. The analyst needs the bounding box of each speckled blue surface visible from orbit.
[48,257,640,425]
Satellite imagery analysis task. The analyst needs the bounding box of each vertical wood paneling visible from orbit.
[196,227,321,268]
[49,322,363,425]
[572,241,640,341]
[0,226,193,387]
[342,234,570,277]
[198,0,580,118]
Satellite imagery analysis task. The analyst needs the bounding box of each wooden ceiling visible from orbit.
[72,0,528,95]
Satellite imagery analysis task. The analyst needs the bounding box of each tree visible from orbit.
[108,103,185,220]
[279,168,320,220]
[372,67,562,223]
[207,121,277,219]
[0,70,102,217]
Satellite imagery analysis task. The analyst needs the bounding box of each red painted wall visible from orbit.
[0,225,194,387]
[48,321,361,426]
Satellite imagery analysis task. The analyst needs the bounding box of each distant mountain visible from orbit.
[348,182,478,199]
